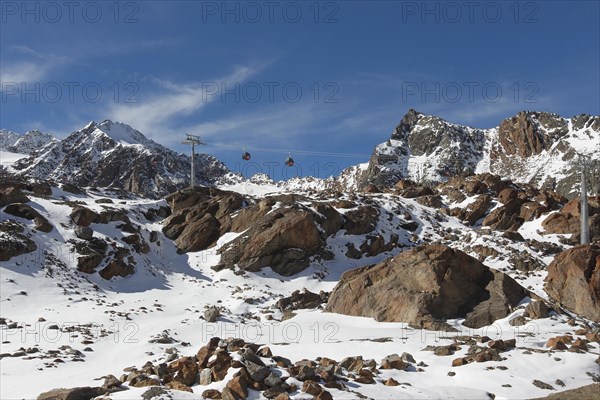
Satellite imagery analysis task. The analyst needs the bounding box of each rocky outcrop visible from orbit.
[162,187,244,253]
[37,386,107,400]
[70,207,98,227]
[98,246,134,280]
[4,203,53,232]
[163,188,395,275]
[0,186,29,207]
[545,244,600,321]
[542,196,600,241]
[326,245,528,329]
[493,111,565,159]
[449,194,492,225]
[219,208,323,276]
[0,221,37,261]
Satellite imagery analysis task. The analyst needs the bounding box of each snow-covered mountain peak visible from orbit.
[10,120,229,198]
[82,119,159,149]
[0,128,56,155]
[353,109,599,198]
[0,129,22,149]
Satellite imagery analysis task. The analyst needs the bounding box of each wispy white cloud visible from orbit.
[0,62,49,84]
[0,45,72,85]
[105,65,262,136]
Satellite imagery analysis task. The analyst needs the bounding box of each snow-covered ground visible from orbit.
[1,187,598,400]
[0,150,28,169]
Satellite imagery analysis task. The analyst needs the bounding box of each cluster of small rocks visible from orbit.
[37,336,421,400]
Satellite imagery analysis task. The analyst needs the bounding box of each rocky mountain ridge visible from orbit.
[3,109,598,200]
[0,129,56,155]
[352,109,600,198]
[5,120,229,199]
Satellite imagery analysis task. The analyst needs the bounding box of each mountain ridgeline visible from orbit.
[355,109,600,198]
[4,120,229,199]
[1,110,599,199]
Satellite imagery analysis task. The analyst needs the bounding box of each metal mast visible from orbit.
[181,134,205,188]
[577,155,591,245]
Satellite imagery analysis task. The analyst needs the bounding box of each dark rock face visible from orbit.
[342,206,379,235]
[542,196,600,241]
[98,246,135,280]
[0,186,30,207]
[4,203,53,232]
[450,195,492,226]
[157,173,568,278]
[220,208,323,276]
[37,386,107,400]
[493,112,567,158]
[162,187,244,253]
[545,244,600,322]
[326,245,528,329]
[70,207,98,227]
[162,187,398,276]
[0,222,37,261]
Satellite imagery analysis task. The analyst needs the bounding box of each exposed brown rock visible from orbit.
[0,227,37,261]
[37,387,106,400]
[0,186,29,207]
[326,245,528,329]
[494,111,552,158]
[343,205,379,234]
[220,208,323,276]
[169,356,198,386]
[100,256,134,280]
[524,301,550,319]
[70,207,98,227]
[545,244,600,322]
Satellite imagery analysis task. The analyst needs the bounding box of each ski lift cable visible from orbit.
[210,142,371,159]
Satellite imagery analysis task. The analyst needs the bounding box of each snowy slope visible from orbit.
[1,181,598,400]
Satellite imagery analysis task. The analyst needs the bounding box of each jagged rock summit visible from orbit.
[355,109,600,198]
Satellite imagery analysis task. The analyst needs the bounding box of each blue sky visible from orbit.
[1,0,599,180]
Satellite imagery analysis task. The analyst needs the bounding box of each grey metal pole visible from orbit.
[581,162,590,245]
[190,141,195,188]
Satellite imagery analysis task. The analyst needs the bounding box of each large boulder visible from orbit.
[451,194,492,225]
[545,244,600,322]
[37,387,106,400]
[4,203,53,232]
[326,245,528,329]
[70,207,98,227]
[219,208,323,276]
[482,198,525,231]
[162,187,244,253]
[342,206,379,235]
[4,203,41,220]
[0,229,37,261]
[542,196,600,237]
[0,186,29,207]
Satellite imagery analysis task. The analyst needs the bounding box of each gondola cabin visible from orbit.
[285,156,295,167]
[242,151,251,161]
